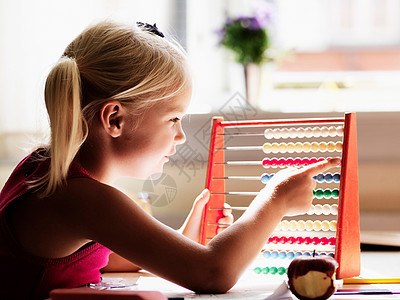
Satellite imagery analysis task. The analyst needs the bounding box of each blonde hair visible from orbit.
[30,20,189,196]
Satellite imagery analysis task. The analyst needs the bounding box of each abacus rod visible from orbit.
[217,132,264,137]
[215,161,262,165]
[211,191,259,196]
[212,176,261,180]
[220,118,345,128]
[216,146,263,151]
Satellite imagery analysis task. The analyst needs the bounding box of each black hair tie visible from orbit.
[136,22,165,38]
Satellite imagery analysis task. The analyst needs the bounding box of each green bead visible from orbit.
[323,189,332,198]
[314,189,324,198]
[278,267,287,275]
[270,267,278,275]
[332,189,339,198]
[262,267,270,274]
[254,267,262,274]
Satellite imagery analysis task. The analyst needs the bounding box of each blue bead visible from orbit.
[295,251,303,257]
[333,173,340,182]
[315,173,324,182]
[325,173,333,182]
[279,252,287,259]
[271,251,279,259]
[328,253,335,258]
[287,251,295,260]
[261,173,271,184]
[304,251,312,256]
[263,251,271,259]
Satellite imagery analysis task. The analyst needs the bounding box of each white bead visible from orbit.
[264,129,274,139]
[280,128,290,139]
[322,204,331,215]
[321,126,329,137]
[336,126,344,136]
[296,127,305,138]
[331,204,338,215]
[272,128,281,139]
[314,204,323,215]
[313,127,321,138]
[288,128,297,138]
[328,126,337,137]
[304,127,314,138]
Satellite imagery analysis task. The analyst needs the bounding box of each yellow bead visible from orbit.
[294,142,303,153]
[319,142,328,152]
[311,142,320,153]
[287,142,295,153]
[263,143,272,154]
[313,220,322,231]
[336,142,343,151]
[321,221,330,231]
[303,142,311,152]
[330,221,337,231]
[327,142,336,152]
[305,220,314,231]
[271,142,280,154]
[289,220,298,231]
[280,220,289,231]
[297,220,306,231]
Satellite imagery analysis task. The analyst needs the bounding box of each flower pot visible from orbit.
[244,63,261,107]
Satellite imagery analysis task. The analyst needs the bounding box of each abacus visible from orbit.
[200,112,360,279]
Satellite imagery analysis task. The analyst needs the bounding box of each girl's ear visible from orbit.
[100,100,125,138]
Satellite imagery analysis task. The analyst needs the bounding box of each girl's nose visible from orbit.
[175,122,186,145]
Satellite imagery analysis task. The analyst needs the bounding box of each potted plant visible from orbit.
[218,6,273,105]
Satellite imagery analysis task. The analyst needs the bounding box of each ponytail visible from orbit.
[30,57,88,196]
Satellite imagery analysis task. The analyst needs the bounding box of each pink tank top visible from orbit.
[0,149,112,299]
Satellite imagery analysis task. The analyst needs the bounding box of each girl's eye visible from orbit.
[170,117,180,123]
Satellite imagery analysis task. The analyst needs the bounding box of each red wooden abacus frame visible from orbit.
[200,112,360,279]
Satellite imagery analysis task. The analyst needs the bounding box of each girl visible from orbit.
[0,21,339,299]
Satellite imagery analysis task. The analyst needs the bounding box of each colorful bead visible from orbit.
[321,126,329,137]
[262,267,270,274]
[313,220,322,231]
[278,267,287,275]
[333,173,341,182]
[254,267,262,274]
[263,251,271,259]
[270,267,278,275]
[321,221,331,231]
[261,173,273,184]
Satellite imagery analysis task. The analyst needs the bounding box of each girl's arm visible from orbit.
[61,158,339,293]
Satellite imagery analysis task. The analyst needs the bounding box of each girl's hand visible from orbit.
[265,157,341,216]
[180,189,234,243]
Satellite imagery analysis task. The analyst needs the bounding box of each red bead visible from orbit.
[320,237,329,245]
[309,157,318,164]
[304,237,312,244]
[287,236,296,244]
[278,158,287,167]
[295,237,304,244]
[280,236,289,244]
[329,237,336,245]
[293,158,302,166]
[312,237,320,245]
[288,157,295,166]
